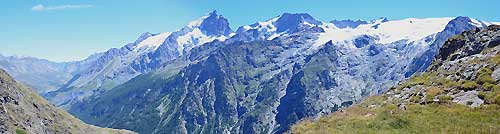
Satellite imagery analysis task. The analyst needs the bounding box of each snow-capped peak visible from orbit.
[133,32,172,51]
[168,11,234,55]
[233,16,280,40]
[235,13,323,40]
[253,16,280,31]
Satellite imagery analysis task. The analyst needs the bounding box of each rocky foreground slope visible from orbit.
[292,25,500,133]
[0,69,135,134]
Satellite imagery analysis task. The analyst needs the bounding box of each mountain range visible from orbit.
[0,11,498,133]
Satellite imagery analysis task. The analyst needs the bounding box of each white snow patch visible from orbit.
[493,22,500,25]
[267,33,282,40]
[176,28,226,54]
[216,36,228,42]
[237,16,283,40]
[470,18,484,27]
[302,21,315,27]
[243,16,279,33]
[242,25,252,30]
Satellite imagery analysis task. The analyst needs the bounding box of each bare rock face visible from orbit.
[0,69,135,134]
[452,90,483,107]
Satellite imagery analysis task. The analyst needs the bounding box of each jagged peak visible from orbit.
[237,13,322,32]
[199,10,233,36]
[185,10,233,36]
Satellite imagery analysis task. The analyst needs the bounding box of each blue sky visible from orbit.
[1,0,499,62]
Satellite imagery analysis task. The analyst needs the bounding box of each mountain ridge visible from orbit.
[66,12,494,134]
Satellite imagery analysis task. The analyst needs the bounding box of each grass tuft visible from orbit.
[15,129,27,134]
